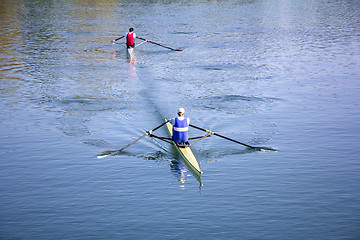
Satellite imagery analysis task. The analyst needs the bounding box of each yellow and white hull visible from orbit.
[165,120,202,175]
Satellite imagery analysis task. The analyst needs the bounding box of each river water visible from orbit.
[1,0,359,239]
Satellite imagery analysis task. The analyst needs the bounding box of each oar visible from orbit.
[189,124,274,152]
[97,121,168,158]
[95,36,124,51]
[189,132,211,147]
[136,37,183,51]
[83,36,124,52]
[135,40,148,48]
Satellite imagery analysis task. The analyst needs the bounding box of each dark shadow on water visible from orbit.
[195,146,276,160]
[194,94,282,115]
[82,139,111,148]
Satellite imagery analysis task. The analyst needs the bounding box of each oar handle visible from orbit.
[136,37,182,51]
[189,124,256,149]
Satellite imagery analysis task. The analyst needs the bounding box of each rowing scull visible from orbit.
[165,119,202,176]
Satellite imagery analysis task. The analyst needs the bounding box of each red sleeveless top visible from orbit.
[127,33,135,45]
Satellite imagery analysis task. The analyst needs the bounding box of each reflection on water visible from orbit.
[144,149,202,187]
[170,160,203,188]
[126,48,136,64]
[170,160,189,186]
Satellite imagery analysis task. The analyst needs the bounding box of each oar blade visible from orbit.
[97,150,121,158]
[253,146,277,152]
[97,154,109,159]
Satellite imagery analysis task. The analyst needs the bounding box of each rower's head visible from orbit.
[129,28,134,32]
[177,107,185,117]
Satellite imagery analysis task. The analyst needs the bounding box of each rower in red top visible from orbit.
[125,28,136,49]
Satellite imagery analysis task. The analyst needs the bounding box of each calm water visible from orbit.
[1,0,359,239]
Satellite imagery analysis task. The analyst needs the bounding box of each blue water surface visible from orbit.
[1,0,359,239]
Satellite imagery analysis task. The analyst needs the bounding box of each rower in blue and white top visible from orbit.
[169,108,190,144]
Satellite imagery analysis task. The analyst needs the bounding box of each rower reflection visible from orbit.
[170,160,188,184]
[144,152,201,186]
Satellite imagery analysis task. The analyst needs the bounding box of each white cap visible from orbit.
[177,107,185,114]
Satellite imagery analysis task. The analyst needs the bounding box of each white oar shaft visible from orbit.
[135,40,148,47]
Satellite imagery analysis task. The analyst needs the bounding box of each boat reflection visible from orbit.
[110,48,135,64]
[126,47,135,64]
[144,151,202,187]
[170,160,202,187]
